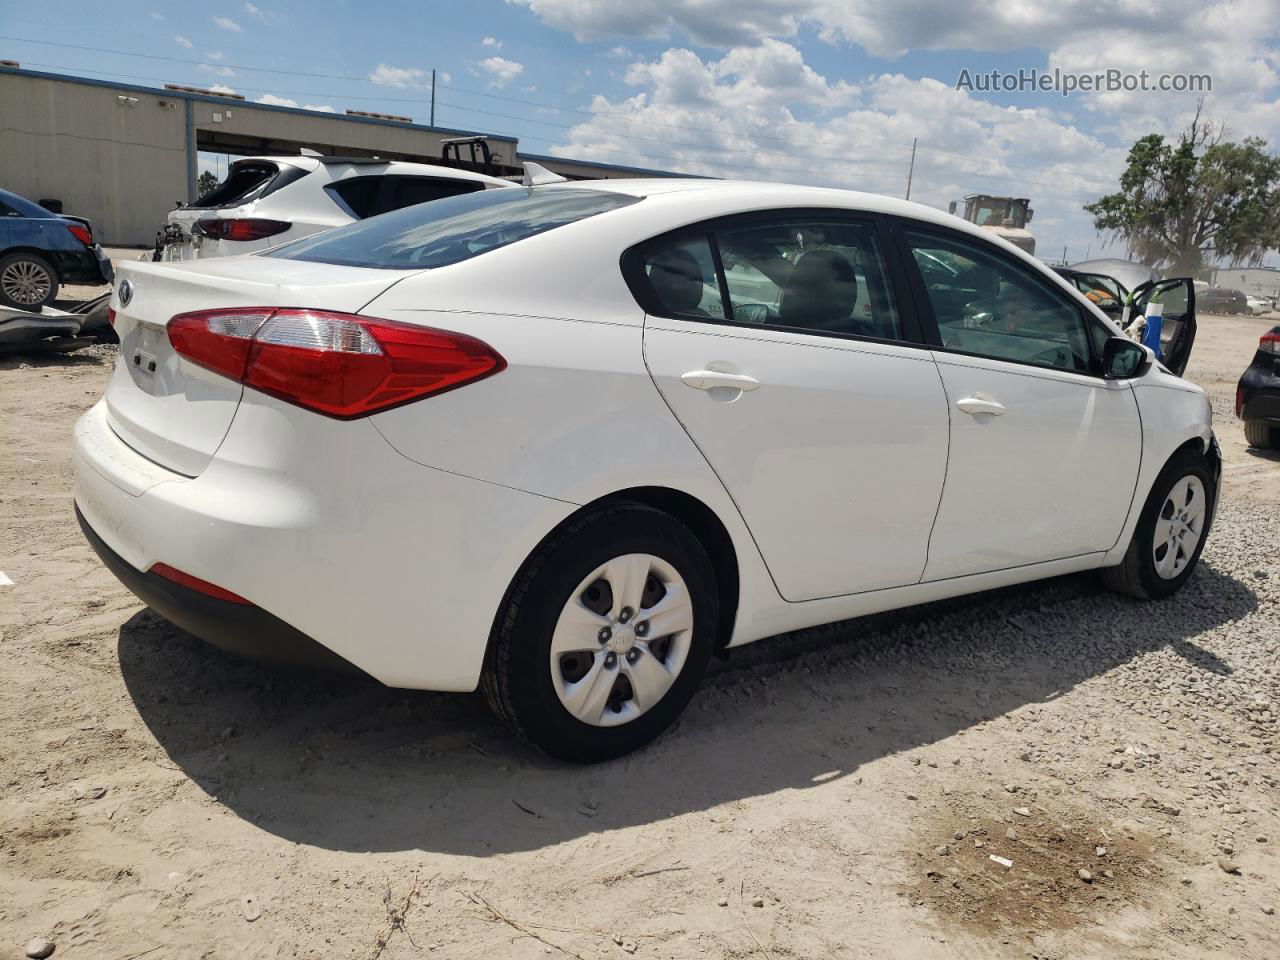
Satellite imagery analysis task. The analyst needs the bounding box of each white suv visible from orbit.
[155,155,513,261]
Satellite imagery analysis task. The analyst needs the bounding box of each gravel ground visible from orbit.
[0,312,1277,959]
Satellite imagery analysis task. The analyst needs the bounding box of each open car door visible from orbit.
[1131,278,1196,376]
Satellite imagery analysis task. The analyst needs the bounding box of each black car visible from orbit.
[1197,286,1249,316]
[1237,324,1280,448]
[0,188,114,309]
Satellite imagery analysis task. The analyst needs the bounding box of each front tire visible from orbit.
[1244,420,1277,449]
[482,504,719,763]
[1101,448,1215,600]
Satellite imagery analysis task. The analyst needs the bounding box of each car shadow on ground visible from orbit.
[117,562,1256,856]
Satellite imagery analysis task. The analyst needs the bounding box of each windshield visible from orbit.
[269,187,640,269]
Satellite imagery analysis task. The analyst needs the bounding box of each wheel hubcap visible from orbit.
[1153,474,1206,580]
[550,553,694,727]
[1,260,52,305]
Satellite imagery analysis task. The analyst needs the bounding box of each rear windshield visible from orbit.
[189,161,281,208]
[268,187,639,269]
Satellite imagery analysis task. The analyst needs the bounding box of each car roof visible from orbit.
[237,155,512,188]
[544,177,1003,237]
[0,187,56,218]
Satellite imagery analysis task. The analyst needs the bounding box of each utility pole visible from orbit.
[905,137,917,201]
[430,69,436,126]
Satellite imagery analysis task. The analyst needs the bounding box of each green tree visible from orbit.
[1085,110,1280,274]
[197,170,219,198]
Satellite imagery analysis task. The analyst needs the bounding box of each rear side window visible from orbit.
[716,219,901,339]
[632,216,902,341]
[270,188,639,269]
[325,176,384,219]
[374,176,486,216]
[641,238,725,319]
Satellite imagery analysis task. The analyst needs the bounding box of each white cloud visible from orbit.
[555,42,1125,260]
[254,93,297,107]
[199,63,236,78]
[482,36,502,48]
[213,16,242,32]
[479,56,524,87]
[206,50,224,60]
[208,84,238,95]
[174,35,193,48]
[150,11,165,21]
[303,103,336,113]
[509,0,1280,140]
[245,2,272,22]
[369,63,427,86]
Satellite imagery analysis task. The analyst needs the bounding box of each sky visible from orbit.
[3,0,1279,264]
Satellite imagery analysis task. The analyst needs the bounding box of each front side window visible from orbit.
[906,229,1093,373]
[270,187,639,269]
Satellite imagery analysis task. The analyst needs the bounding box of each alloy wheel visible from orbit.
[549,553,694,727]
[1,259,53,306]
[1152,475,1206,580]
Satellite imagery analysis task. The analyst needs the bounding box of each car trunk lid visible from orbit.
[104,257,407,476]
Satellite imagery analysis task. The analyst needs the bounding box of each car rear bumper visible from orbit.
[1238,365,1280,423]
[73,394,575,690]
[52,246,113,286]
[76,505,358,672]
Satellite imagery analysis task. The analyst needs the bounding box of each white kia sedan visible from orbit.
[75,180,1219,761]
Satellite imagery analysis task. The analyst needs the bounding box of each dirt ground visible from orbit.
[1,302,1277,959]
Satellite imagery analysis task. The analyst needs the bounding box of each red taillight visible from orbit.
[195,218,292,242]
[150,563,251,604]
[66,223,93,246]
[1236,386,1244,418]
[1261,332,1280,355]
[167,308,506,419]
[107,307,117,328]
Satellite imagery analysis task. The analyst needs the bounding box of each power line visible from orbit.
[0,33,1116,175]
[9,58,1105,197]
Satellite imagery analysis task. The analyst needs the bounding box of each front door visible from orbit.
[632,214,951,602]
[898,223,1143,582]
[1131,278,1197,376]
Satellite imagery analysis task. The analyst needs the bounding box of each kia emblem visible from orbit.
[118,278,133,307]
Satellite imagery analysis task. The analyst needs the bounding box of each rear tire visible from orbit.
[1101,448,1215,600]
[482,503,719,763]
[1244,420,1277,449]
[0,252,58,309]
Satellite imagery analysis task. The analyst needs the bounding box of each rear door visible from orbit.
[1130,278,1196,376]
[637,211,950,602]
[897,222,1142,581]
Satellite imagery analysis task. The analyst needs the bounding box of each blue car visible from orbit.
[0,188,114,309]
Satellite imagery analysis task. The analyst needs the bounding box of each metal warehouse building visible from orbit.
[0,66,684,246]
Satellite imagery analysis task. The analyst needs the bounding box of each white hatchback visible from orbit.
[78,180,1219,761]
[155,154,512,261]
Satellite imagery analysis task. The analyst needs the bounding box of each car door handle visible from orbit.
[680,370,760,392]
[956,396,1006,417]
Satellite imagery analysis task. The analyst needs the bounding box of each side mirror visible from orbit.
[1102,336,1152,380]
[948,201,957,215]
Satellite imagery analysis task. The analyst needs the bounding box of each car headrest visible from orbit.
[780,249,858,330]
[648,247,706,315]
